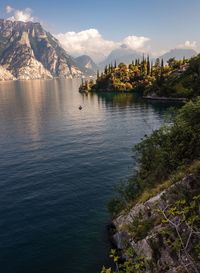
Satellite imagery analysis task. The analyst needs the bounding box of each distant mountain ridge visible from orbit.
[159,48,197,63]
[75,55,98,75]
[99,47,197,69]
[99,45,142,68]
[0,19,85,80]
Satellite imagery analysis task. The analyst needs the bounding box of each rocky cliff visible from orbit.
[110,172,200,273]
[0,65,16,80]
[0,19,83,80]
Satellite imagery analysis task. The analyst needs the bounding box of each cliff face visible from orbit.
[111,173,200,273]
[0,65,16,80]
[0,19,83,80]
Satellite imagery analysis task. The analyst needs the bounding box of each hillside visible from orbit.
[160,48,196,63]
[80,53,200,100]
[102,98,200,273]
[99,45,142,68]
[145,54,200,99]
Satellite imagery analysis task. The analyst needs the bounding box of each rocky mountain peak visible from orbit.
[0,19,84,80]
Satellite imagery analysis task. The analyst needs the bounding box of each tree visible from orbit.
[97,70,100,79]
[147,55,150,75]
[104,65,108,75]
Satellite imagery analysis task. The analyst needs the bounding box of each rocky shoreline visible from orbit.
[108,173,200,273]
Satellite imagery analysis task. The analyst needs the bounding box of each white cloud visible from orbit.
[5,6,35,22]
[55,29,150,62]
[177,40,197,50]
[5,5,14,13]
[56,29,116,62]
[122,36,150,50]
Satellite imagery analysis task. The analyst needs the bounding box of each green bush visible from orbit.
[109,98,200,216]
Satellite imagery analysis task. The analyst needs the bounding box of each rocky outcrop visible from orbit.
[0,65,16,80]
[0,19,83,80]
[111,173,200,272]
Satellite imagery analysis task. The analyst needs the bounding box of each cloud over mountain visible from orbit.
[5,5,35,22]
[177,40,197,50]
[55,29,150,62]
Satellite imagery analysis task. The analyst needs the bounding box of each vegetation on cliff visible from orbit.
[109,98,200,215]
[145,54,200,99]
[102,98,200,272]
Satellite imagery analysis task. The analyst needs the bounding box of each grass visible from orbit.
[127,160,200,209]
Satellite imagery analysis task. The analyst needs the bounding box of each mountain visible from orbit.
[75,55,98,75]
[99,44,142,68]
[159,48,197,63]
[0,19,83,80]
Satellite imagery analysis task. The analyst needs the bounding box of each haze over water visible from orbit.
[0,79,170,273]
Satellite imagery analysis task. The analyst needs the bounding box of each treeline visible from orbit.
[147,54,200,98]
[79,55,190,95]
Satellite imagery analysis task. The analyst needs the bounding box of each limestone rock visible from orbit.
[112,173,200,273]
[0,65,16,80]
[0,19,84,80]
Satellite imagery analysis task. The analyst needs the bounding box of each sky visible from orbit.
[0,0,199,62]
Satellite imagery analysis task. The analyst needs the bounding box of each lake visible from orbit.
[0,79,172,273]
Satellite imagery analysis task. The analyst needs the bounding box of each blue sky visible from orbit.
[0,0,199,61]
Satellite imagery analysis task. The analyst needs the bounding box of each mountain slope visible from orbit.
[75,55,98,75]
[160,48,196,63]
[100,45,142,68]
[0,19,83,80]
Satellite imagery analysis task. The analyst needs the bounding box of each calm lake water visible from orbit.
[0,79,173,273]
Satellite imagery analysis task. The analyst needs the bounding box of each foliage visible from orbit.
[79,54,200,98]
[128,217,156,241]
[108,98,200,216]
[79,55,186,93]
[104,194,200,273]
[158,194,200,272]
[146,54,200,98]
[101,249,146,273]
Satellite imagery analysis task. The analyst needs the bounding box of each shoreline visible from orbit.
[143,95,187,102]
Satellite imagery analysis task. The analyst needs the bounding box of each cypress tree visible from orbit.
[135,59,138,66]
[147,55,150,75]
[97,70,100,79]
[160,58,164,82]
[150,61,153,77]
[161,58,164,69]
[104,65,108,75]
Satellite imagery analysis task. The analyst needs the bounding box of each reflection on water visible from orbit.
[0,79,177,273]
